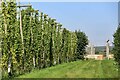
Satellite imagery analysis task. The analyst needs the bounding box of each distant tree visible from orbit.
[95,51,99,54]
[75,30,88,60]
[113,25,120,66]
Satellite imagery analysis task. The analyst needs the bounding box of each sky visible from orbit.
[118,1,120,24]
[21,2,118,46]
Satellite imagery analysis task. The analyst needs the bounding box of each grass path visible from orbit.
[101,60,118,78]
[95,60,104,78]
[17,60,118,78]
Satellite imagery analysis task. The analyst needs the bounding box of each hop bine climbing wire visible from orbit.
[0,0,88,78]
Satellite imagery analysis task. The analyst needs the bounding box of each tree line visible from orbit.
[113,24,120,69]
[0,1,88,77]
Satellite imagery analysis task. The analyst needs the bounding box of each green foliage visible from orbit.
[1,1,88,78]
[75,30,88,60]
[95,46,113,54]
[113,25,120,66]
[1,1,19,77]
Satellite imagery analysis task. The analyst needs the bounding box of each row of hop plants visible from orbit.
[0,1,88,78]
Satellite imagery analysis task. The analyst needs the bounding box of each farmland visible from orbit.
[0,1,87,78]
[17,60,118,78]
[0,1,120,79]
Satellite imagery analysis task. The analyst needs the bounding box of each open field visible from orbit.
[17,60,118,78]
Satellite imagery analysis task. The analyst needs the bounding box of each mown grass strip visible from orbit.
[95,60,104,78]
[18,60,87,78]
[101,60,118,78]
[17,60,118,78]
[74,60,98,78]
[62,60,93,78]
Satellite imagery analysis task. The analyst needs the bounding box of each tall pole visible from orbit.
[0,0,2,79]
[18,0,25,70]
[106,40,110,59]
[17,0,31,71]
[31,10,39,68]
[91,44,93,55]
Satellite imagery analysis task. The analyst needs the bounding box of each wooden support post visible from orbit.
[0,0,2,79]
[30,10,39,68]
[17,0,32,71]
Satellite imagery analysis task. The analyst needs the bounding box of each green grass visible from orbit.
[17,60,118,78]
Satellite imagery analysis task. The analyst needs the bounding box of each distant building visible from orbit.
[85,41,114,60]
[84,54,114,60]
[86,42,95,55]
